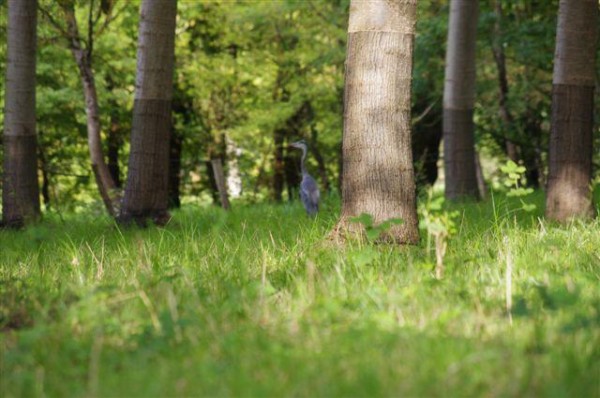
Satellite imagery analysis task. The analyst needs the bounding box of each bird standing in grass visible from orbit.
[289,140,320,216]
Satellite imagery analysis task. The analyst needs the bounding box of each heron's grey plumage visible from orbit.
[290,140,320,216]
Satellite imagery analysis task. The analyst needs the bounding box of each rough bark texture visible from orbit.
[2,0,41,227]
[443,0,480,200]
[62,5,119,216]
[119,0,177,226]
[546,0,597,222]
[334,0,419,244]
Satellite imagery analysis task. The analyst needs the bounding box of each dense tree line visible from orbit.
[1,0,598,239]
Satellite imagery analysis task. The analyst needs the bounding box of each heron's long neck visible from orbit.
[300,146,307,175]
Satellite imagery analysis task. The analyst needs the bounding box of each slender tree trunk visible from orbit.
[284,152,300,202]
[474,152,487,200]
[334,0,419,244]
[168,130,182,209]
[546,0,597,222]
[205,160,220,204]
[119,0,178,226]
[38,131,51,209]
[443,0,480,200]
[412,102,442,187]
[62,5,118,216]
[211,158,230,210]
[106,76,122,188]
[2,0,41,227]
[492,0,519,164]
[107,117,122,189]
[273,127,285,202]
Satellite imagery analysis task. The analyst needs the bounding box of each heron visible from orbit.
[289,140,320,216]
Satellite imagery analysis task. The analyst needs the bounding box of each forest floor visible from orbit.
[1,191,599,397]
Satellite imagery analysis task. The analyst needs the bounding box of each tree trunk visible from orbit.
[107,117,122,189]
[106,76,122,188]
[38,131,51,209]
[205,160,220,204]
[546,0,597,222]
[412,101,442,187]
[62,5,119,216]
[272,127,285,202]
[284,152,301,202]
[2,0,41,228]
[443,0,480,200]
[334,0,419,244]
[492,0,519,164]
[211,158,231,210]
[119,0,178,226]
[168,130,182,209]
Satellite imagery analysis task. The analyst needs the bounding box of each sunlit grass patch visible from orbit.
[1,194,599,397]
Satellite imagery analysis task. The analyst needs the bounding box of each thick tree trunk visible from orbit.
[62,6,118,216]
[334,0,419,244]
[119,0,177,226]
[546,0,597,222]
[443,0,480,200]
[2,0,41,227]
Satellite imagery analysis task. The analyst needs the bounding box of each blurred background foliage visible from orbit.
[0,0,598,213]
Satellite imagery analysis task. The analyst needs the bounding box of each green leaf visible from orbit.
[349,213,374,228]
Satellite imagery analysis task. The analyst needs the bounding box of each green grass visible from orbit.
[1,193,599,397]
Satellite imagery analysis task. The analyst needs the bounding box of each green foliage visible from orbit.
[419,191,459,237]
[349,213,404,243]
[2,0,598,209]
[1,197,599,396]
[499,160,537,213]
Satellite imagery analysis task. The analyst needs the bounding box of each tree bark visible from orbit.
[62,5,119,216]
[211,158,231,210]
[334,0,419,244]
[106,76,122,188]
[119,0,178,226]
[443,0,480,200]
[546,0,597,222]
[38,131,51,209]
[168,130,182,209]
[2,0,41,227]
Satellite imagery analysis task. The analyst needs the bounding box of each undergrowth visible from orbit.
[1,192,599,397]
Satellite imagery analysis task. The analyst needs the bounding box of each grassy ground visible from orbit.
[1,192,599,397]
